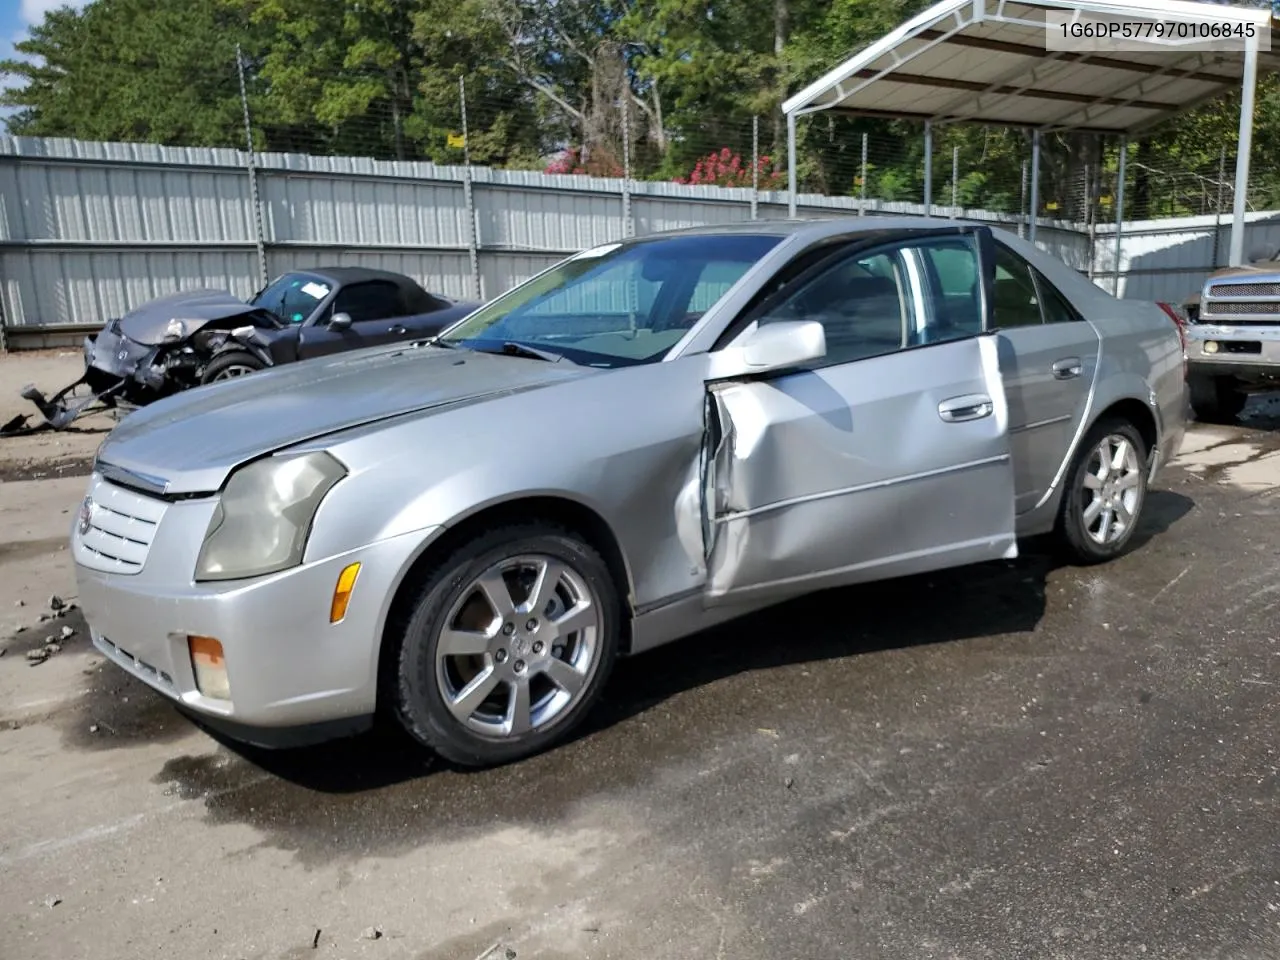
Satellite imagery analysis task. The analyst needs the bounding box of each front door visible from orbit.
[701,227,1018,606]
[298,280,411,359]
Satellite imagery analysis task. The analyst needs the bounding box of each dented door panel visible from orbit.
[703,333,1017,604]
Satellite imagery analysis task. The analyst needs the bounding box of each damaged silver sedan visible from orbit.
[75,217,1187,767]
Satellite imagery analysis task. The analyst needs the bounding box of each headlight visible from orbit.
[194,451,346,582]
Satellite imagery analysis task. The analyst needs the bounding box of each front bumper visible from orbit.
[74,478,440,734]
[1184,323,1280,381]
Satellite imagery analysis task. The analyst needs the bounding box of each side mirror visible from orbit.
[328,312,353,331]
[706,320,827,380]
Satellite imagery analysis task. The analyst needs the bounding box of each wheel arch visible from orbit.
[375,494,637,712]
[1090,396,1158,463]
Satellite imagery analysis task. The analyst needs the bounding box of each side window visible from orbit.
[918,239,983,342]
[991,246,1044,328]
[1033,270,1080,324]
[751,235,985,365]
[332,281,404,323]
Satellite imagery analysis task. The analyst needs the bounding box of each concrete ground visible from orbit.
[3,352,1280,960]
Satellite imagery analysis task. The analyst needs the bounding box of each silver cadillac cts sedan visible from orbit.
[74,217,1187,767]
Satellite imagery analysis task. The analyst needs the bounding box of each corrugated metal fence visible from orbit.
[1,134,1274,341]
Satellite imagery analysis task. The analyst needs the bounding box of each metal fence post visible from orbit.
[1019,160,1028,239]
[923,121,933,215]
[859,133,868,216]
[621,94,633,237]
[1113,135,1127,296]
[951,145,959,216]
[236,45,268,289]
[459,77,482,301]
[1028,129,1041,244]
[1090,161,1100,280]
[751,115,759,220]
[1212,145,1226,268]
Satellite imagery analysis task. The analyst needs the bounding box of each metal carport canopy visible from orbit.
[780,0,1280,270]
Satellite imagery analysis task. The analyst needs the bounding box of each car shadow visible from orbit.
[1237,392,1280,431]
[204,488,1195,796]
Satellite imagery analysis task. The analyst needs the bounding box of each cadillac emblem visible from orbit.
[77,496,94,536]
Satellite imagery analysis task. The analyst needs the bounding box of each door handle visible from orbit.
[938,394,994,423]
[1052,357,1082,380]
[389,323,407,335]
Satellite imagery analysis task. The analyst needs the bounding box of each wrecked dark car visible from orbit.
[10,267,479,432]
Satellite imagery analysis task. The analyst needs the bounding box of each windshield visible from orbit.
[439,233,783,367]
[250,272,334,324]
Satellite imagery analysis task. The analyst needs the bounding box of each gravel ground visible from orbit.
[2,362,1280,960]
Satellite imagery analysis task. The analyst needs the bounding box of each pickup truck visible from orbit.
[1180,248,1280,421]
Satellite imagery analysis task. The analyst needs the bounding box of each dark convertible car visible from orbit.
[10,266,480,432]
[234,266,479,372]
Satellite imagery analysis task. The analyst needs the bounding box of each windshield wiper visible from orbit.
[468,341,567,363]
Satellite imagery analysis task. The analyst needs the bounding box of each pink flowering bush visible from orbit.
[544,147,623,178]
[673,147,784,189]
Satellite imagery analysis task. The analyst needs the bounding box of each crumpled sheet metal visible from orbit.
[702,333,1018,602]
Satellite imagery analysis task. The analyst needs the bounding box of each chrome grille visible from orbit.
[1207,281,1280,298]
[1203,301,1280,317]
[76,476,167,575]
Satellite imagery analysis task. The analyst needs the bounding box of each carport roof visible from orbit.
[780,0,1280,134]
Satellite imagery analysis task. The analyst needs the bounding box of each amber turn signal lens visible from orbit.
[330,562,362,623]
[188,635,230,700]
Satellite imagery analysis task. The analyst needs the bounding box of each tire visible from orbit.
[200,350,266,385]
[393,522,622,768]
[1055,417,1149,565]
[1188,374,1247,423]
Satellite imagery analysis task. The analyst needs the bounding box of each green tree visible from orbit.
[1,0,265,148]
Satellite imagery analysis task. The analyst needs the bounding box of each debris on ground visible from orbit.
[312,929,322,949]
[26,641,62,665]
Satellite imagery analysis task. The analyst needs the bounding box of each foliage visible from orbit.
[672,148,785,189]
[2,0,1279,217]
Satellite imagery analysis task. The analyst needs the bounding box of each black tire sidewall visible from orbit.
[394,524,621,768]
[1188,374,1246,422]
[201,351,265,384]
[1058,418,1148,564]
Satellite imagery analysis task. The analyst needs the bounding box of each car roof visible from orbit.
[289,266,424,287]
[637,215,1008,242]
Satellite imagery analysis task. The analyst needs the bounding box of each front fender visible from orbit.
[210,334,274,369]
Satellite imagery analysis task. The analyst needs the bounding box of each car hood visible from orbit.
[96,343,597,495]
[116,288,272,345]
[1205,261,1280,284]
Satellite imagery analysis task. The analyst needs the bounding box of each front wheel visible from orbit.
[1055,418,1149,564]
[393,522,622,768]
[200,350,266,385]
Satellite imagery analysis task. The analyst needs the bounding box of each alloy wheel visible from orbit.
[434,554,602,739]
[1080,433,1143,546]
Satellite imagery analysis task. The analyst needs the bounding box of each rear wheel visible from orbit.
[393,522,622,768]
[1056,418,1149,564]
[1188,374,1247,423]
[200,350,265,385]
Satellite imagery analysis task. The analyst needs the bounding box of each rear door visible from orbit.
[986,243,1101,515]
[701,227,1018,606]
[298,280,412,359]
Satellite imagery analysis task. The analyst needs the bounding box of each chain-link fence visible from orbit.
[209,47,1269,231]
